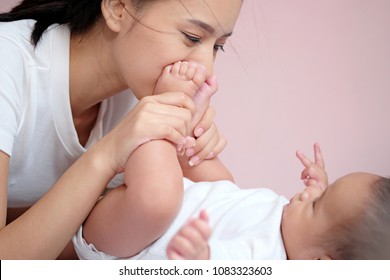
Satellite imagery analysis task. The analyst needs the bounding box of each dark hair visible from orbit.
[0,0,152,46]
[325,176,390,259]
[0,0,101,45]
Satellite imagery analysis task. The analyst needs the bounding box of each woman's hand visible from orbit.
[94,91,195,175]
[183,106,227,166]
[180,75,227,167]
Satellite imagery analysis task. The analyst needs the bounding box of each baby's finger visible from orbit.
[170,231,199,258]
[199,209,209,222]
[166,248,185,260]
[296,150,314,168]
[188,217,212,241]
[314,143,325,168]
[304,178,319,188]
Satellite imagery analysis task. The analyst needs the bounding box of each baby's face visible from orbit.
[281,172,377,259]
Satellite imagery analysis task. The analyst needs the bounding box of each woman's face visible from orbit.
[109,0,243,99]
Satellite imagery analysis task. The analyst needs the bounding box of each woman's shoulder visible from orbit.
[0,19,35,41]
[0,20,38,65]
[0,19,69,57]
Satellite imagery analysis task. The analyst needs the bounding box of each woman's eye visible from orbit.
[182,32,225,53]
[183,32,201,44]
[214,44,225,52]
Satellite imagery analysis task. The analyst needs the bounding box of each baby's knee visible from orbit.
[123,177,184,226]
[145,183,183,224]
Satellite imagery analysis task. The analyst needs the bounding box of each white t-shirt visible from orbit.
[73,178,289,260]
[0,20,137,207]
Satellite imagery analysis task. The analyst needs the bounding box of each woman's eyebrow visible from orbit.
[187,19,233,38]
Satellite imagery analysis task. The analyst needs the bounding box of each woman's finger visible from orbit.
[188,125,220,166]
[193,106,216,138]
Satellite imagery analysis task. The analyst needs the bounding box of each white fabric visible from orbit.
[0,20,137,207]
[73,178,289,260]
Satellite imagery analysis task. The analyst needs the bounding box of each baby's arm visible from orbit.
[167,210,211,260]
[83,140,184,258]
[167,210,267,260]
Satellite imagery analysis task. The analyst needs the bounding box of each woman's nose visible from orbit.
[188,49,215,79]
[201,58,214,79]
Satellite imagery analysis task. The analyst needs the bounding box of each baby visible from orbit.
[167,144,390,260]
[73,62,390,260]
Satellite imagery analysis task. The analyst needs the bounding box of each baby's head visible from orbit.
[281,172,390,259]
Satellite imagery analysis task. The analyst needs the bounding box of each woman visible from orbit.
[0,0,243,259]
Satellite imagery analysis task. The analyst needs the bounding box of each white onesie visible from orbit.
[73,178,288,260]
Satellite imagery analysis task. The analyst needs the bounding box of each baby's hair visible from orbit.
[356,176,390,259]
[0,0,152,46]
[325,176,390,259]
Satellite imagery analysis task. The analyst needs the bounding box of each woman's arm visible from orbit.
[0,148,114,259]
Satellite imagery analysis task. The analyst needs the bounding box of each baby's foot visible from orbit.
[154,61,218,135]
[191,75,218,129]
[154,61,207,98]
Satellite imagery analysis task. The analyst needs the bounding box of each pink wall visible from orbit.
[2,0,390,198]
[214,0,390,198]
[0,0,15,11]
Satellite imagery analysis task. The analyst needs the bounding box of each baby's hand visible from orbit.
[296,143,328,190]
[166,210,211,260]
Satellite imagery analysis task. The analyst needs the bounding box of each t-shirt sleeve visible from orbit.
[0,36,25,156]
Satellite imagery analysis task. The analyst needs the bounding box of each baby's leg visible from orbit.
[191,75,218,129]
[81,63,214,259]
[83,141,183,258]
